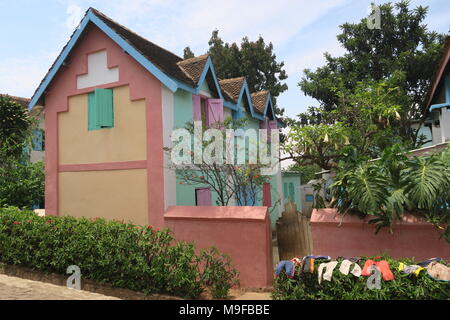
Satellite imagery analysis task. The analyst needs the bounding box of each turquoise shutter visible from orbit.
[95,88,114,128]
[289,183,295,202]
[32,129,43,151]
[283,183,288,199]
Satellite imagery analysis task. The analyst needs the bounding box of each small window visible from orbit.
[305,194,314,202]
[88,88,114,130]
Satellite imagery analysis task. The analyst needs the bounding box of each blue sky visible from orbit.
[0,0,449,118]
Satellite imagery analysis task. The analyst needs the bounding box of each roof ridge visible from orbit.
[251,90,269,96]
[178,54,209,65]
[89,7,184,62]
[219,77,245,83]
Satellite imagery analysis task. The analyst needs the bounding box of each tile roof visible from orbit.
[250,91,269,114]
[177,54,209,85]
[90,8,196,87]
[0,94,30,109]
[218,77,245,103]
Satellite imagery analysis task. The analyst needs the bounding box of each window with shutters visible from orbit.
[88,88,114,131]
[32,129,44,151]
[192,95,223,128]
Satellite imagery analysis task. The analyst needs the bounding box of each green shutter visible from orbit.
[88,89,114,130]
[283,183,288,199]
[95,88,114,128]
[289,183,295,202]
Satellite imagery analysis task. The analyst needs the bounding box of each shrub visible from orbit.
[0,207,239,299]
[0,161,44,209]
[272,255,450,300]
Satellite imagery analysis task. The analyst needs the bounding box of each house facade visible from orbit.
[421,36,450,148]
[28,8,284,229]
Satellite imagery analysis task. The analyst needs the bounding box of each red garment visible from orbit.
[361,259,394,281]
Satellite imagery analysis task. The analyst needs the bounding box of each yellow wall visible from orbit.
[58,85,147,165]
[59,169,149,225]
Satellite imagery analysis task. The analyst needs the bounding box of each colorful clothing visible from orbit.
[318,261,339,284]
[362,259,394,281]
[398,263,426,276]
[427,261,450,282]
[275,260,295,278]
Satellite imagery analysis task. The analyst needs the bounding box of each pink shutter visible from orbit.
[196,188,212,206]
[206,99,224,126]
[263,183,272,207]
[192,95,201,122]
[268,120,278,143]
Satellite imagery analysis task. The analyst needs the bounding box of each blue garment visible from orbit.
[303,255,331,261]
[417,258,442,267]
[275,260,295,278]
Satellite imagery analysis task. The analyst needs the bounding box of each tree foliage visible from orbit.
[298,0,445,148]
[0,95,32,162]
[331,144,450,241]
[184,30,288,115]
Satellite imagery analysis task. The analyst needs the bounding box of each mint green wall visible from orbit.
[282,174,302,211]
[173,86,282,215]
[173,89,193,129]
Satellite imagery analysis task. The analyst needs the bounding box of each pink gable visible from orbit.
[196,188,212,206]
[192,94,202,122]
[206,99,224,126]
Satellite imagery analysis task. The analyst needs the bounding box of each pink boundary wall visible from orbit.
[165,206,274,288]
[44,24,165,228]
[311,208,450,261]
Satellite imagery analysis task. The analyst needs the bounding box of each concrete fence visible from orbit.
[311,208,450,261]
[164,206,273,289]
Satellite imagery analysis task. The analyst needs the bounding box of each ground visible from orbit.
[0,274,119,300]
[0,274,272,300]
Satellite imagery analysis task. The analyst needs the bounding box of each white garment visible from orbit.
[318,261,339,284]
[339,259,353,275]
[339,259,362,277]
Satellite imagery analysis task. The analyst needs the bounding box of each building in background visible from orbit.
[0,94,44,163]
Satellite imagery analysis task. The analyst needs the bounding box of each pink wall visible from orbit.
[165,206,273,289]
[311,208,450,261]
[43,24,166,228]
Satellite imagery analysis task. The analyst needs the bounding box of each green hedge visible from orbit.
[272,256,449,300]
[0,207,239,299]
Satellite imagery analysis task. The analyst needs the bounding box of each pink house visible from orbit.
[28,8,277,288]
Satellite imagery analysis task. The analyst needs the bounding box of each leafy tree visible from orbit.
[298,0,445,148]
[0,95,32,162]
[184,30,288,115]
[0,95,44,208]
[183,46,195,59]
[283,80,407,169]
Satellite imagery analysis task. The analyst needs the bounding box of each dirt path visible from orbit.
[0,274,120,300]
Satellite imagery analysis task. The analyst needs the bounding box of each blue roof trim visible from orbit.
[237,80,257,118]
[29,9,178,110]
[195,57,224,100]
[429,102,450,111]
[430,74,450,112]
